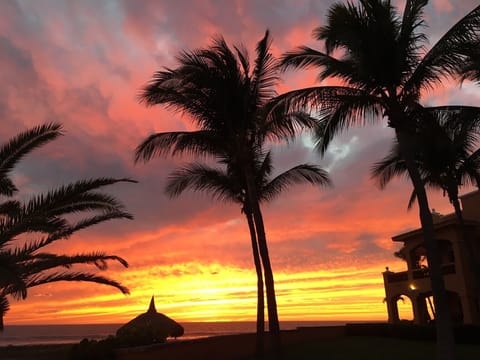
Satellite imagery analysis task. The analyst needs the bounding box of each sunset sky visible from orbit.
[2,0,480,326]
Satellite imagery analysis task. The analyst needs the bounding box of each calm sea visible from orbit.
[0,321,346,346]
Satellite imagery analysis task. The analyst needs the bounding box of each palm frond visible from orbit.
[20,211,133,254]
[311,91,384,153]
[0,123,63,196]
[280,46,358,85]
[165,163,240,203]
[234,43,250,79]
[0,177,17,198]
[263,100,319,141]
[371,142,407,188]
[406,5,480,93]
[398,0,428,75]
[261,164,331,202]
[0,258,27,299]
[23,252,128,274]
[251,30,278,109]
[134,131,221,163]
[0,200,21,217]
[460,39,480,83]
[0,270,27,301]
[24,178,135,217]
[407,188,418,210]
[0,215,68,247]
[256,151,273,184]
[314,1,366,55]
[25,272,129,295]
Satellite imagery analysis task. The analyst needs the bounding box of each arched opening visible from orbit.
[388,294,413,322]
[396,294,414,321]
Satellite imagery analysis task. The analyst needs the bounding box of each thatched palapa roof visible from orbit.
[116,296,184,341]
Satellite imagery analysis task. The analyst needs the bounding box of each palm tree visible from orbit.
[279,1,480,358]
[372,106,480,215]
[165,150,331,355]
[135,31,317,353]
[0,123,136,329]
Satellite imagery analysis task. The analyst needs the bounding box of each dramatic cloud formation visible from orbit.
[1,0,479,325]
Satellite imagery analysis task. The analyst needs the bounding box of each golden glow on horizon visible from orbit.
[5,260,401,325]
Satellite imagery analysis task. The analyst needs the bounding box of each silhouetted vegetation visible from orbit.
[70,332,166,360]
[372,107,480,210]
[165,146,330,354]
[278,1,480,358]
[0,123,136,329]
[136,31,325,356]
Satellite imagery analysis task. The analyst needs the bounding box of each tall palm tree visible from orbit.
[165,150,330,355]
[279,1,480,358]
[0,123,136,329]
[135,31,317,353]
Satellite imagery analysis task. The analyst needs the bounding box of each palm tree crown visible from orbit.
[280,0,480,149]
[372,106,480,206]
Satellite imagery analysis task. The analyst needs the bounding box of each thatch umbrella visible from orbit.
[116,297,184,342]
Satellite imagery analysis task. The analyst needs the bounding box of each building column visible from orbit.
[387,297,399,323]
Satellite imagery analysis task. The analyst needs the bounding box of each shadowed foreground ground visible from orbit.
[1,327,480,359]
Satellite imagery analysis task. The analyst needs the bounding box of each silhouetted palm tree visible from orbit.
[135,31,317,354]
[165,150,330,354]
[279,1,480,358]
[372,106,480,214]
[0,123,136,329]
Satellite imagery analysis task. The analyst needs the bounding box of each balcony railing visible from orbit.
[385,263,456,283]
[385,271,408,283]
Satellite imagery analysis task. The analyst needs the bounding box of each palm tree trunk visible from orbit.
[396,129,456,360]
[245,210,265,357]
[244,170,282,357]
[0,295,7,331]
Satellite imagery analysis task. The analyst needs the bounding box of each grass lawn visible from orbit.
[254,337,480,360]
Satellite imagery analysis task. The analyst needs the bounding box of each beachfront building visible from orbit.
[382,190,480,325]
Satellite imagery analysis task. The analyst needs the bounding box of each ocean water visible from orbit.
[0,321,346,346]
